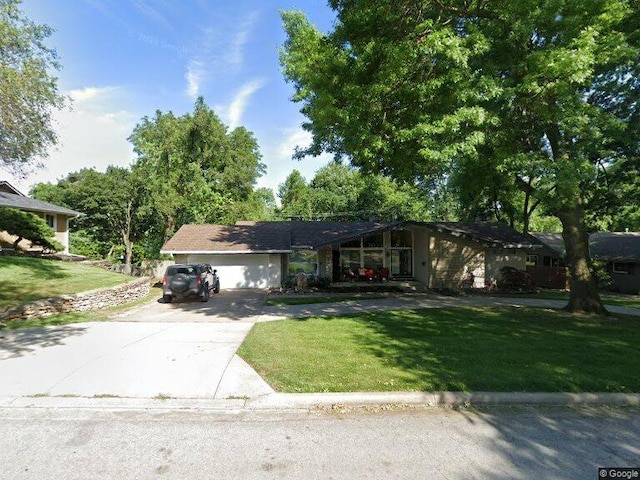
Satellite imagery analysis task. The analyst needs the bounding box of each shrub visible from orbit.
[0,207,63,252]
[592,260,614,291]
[497,266,535,291]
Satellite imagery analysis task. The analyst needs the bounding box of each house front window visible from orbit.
[526,254,538,266]
[613,262,634,275]
[363,250,383,271]
[288,250,317,275]
[341,249,361,274]
[45,213,56,230]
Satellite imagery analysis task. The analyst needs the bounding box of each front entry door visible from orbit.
[391,250,413,277]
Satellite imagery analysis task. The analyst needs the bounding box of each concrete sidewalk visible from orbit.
[258,293,640,321]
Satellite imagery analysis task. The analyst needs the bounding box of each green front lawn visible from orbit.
[238,307,640,393]
[0,256,132,309]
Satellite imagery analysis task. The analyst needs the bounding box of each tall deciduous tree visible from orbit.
[0,0,65,171]
[32,167,142,272]
[281,1,640,313]
[129,98,266,247]
[278,163,433,221]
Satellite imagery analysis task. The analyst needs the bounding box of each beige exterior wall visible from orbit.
[428,233,485,289]
[0,212,72,254]
[407,225,430,285]
[485,250,526,283]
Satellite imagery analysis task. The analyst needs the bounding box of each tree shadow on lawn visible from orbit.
[0,255,69,278]
[450,405,640,479]
[0,258,70,307]
[0,323,88,359]
[348,307,640,393]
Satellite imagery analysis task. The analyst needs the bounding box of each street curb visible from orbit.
[3,392,638,412]
[248,392,640,409]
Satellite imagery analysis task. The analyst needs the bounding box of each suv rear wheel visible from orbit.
[162,294,172,303]
[201,285,210,302]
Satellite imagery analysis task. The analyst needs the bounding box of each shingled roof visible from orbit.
[531,231,640,262]
[590,232,640,262]
[0,181,82,217]
[161,223,292,253]
[162,220,541,254]
[422,221,543,248]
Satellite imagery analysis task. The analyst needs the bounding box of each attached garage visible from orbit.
[162,224,291,290]
[180,253,283,290]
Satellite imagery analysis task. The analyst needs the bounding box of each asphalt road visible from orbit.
[0,405,638,480]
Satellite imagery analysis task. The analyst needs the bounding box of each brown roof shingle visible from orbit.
[161,224,291,253]
[162,220,542,254]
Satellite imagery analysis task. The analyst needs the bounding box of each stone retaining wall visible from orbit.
[0,277,151,325]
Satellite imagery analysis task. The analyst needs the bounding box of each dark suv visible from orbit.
[162,263,220,303]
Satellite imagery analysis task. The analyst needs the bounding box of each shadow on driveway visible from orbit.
[113,289,269,322]
[0,325,88,359]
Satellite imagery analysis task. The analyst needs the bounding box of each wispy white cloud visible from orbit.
[81,0,130,29]
[226,79,266,129]
[185,60,205,99]
[68,86,118,103]
[225,11,259,67]
[132,0,174,31]
[184,10,260,98]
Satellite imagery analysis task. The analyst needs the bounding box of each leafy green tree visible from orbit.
[129,98,265,247]
[0,0,65,172]
[309,163,363,220]
[277,169,312,220]
[278,163,433,221]
[281,1,640,313]
[32,167,143,273]
[0,207,62,251]
[233,187,277,221]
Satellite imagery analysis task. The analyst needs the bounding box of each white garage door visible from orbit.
[186,254,282,289]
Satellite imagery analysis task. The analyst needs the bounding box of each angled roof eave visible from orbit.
[160,249,291,255]
[310,221,406,249]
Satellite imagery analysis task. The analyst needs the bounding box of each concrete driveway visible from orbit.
[112,289,269,323]
[0,290,273,402]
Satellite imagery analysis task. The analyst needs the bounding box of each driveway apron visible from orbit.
[0,290,273,401]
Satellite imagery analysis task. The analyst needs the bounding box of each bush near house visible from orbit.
[0,207,63,252]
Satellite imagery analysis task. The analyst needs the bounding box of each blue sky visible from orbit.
[4,0,337,198]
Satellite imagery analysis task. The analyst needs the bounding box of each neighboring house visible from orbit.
[590,232,640,294]
[531,232,640,294]
[161,220,542,290]
[0,181,82,254]
[526,232,569,290]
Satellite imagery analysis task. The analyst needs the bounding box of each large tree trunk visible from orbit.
[557,205,607,314]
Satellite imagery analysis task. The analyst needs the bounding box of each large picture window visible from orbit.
[289,250,317,275]
[341,250,361,273]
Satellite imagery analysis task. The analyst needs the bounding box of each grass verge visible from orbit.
[0,256,133,309]
[238,307,640,393]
